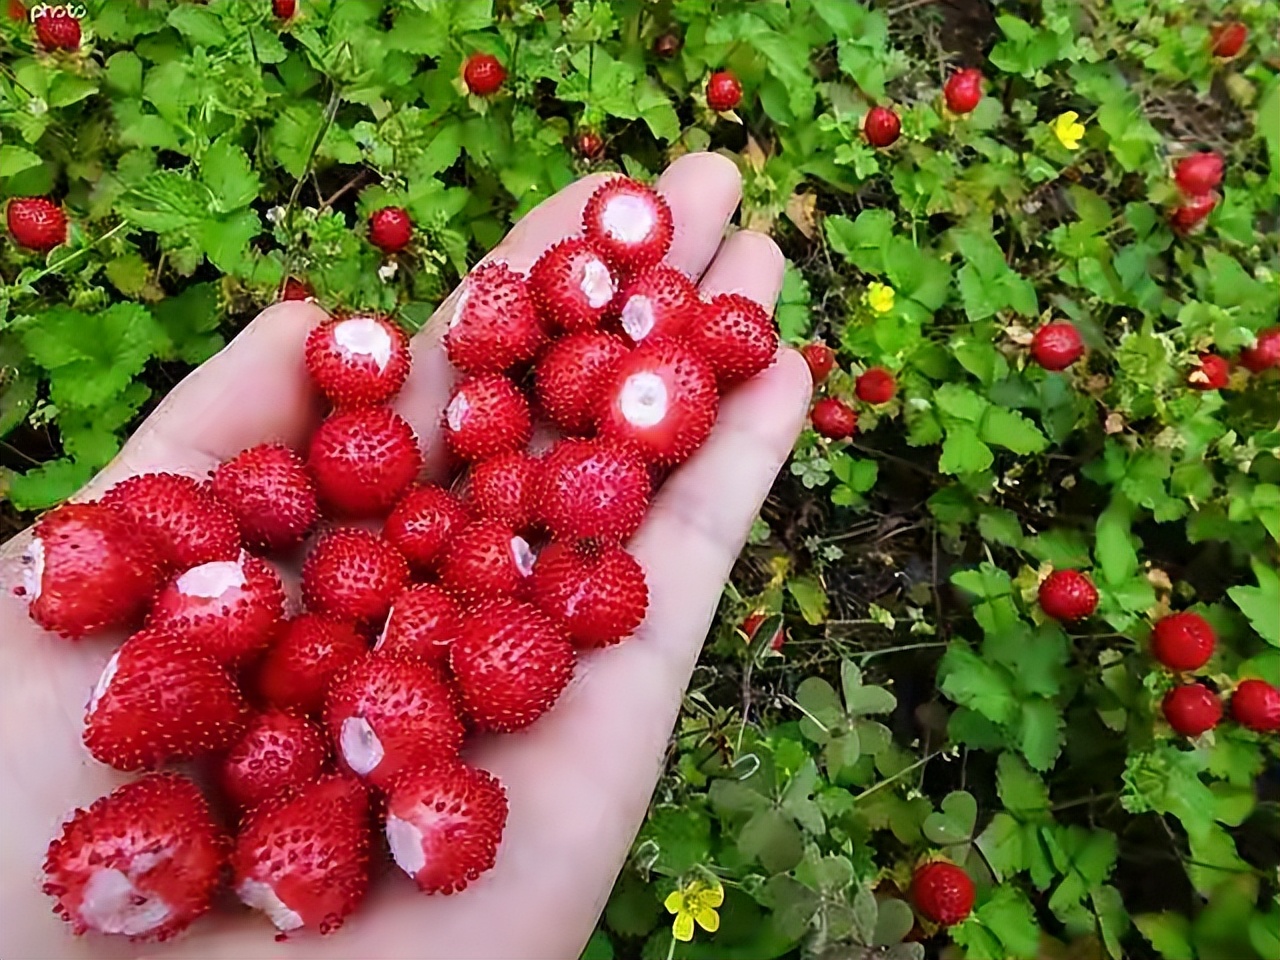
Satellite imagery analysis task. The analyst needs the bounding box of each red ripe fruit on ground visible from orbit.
[582,177,674,274]
[7,196,67,251]
[1163,683,1222,737]
[443,374,532,462]
[801,342,836,384]
[303,528,409,625]
[22,502,162,639]
[211,443,318,551]
[1240,327,1280,373]
[375,584,462,666]
[219,710,328,810]
[384,483,470,572]
[450,598,576,732]
[943,68,983,114]
[34,9,80,50]
[1170,193,1217,234]
[273,0,296,19]
[438,519,536,603]
[535,332,629,434]
[1230,679,1280,732]
[256,614,368,717]
[855,367,897,404]
[529,541,649,647]
[811,398,857,440]
[281,276,311,301]
[863,106,901,147]
[1188,353,1230,391]
[84,628,247,770]
[576,130,604,159]
[539,439,651,543]
[232,775,370,935]
[305,314,411,408]
[706,70,742,111]
[308,406,422,516]
[1038,569,1098,622]
[1174,152,1224,197]
[147,553,286,666]
[368,206,412,253]
[325,654,464,789]
[463,52,506,96]
[616,264,700,345]
[529,237,618,332]
[1031,321,1084,371]
[1150,611,1216,672]
[385,760,508,894]
[910,861,975,926]
[598,337,718,465]
[683,293,778,389]
[1211,22,1247,58]
[465,450,542,532]
[445,262,544,374]
[42,774,226,941]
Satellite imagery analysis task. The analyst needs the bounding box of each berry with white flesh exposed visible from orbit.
[614,263,700,345]
[305,315,411,408]
[438,519,537,604]
[582,177,674,273]
[445,262,545,374]
[529,237,618,333]
[442,374,532,462]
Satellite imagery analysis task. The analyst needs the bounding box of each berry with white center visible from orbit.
[219,710,328,810]
[1240,327,1280,373]
[211,443,318,551]
[1174,152,1224,197]
[42,774,226,941]
[539,439,650,543]
[855,367,897,404]
[304,315,410,408]
[528,237,618,332]
[273,0,296,19]
[1038,569,1098,622]
[450,598,576,732]
[384,483,471,572]
[534,332,629,434]
[582,177,674,274]
[302,528,409,625]
[465,450,542,532]
[102,473,241,571]
[1170,193,1218,233]
[683,292,778,389]
[910,861,975,926]
[1188,353,1230,390]
[308,406,423,516]
[597,337,719,465]
[800,343,836,384]
[1211,22,1247,58]
[84,628,248,770]
[943,68,983,114]
[385,760,508,894]
[811,398,856,440]
[7,196,68,251]
[368,206,412,253]
[375,584,462,666]
[445,262,545,374]
[438,519,536,604]
[34,8,80,51]
[706,70,742,111]
[1031,321,1084,371]
[325,654,464,789]
[1163,683,1222,737]
[232,775,370,935]
[1150,611,1216,672]
[529,541,649,647]
[256,614,368,717]
[863,106,901,147]
[1229,679,1280,733]
[614,263,700,345]
[442,374,532,462]
[463,53,506,96]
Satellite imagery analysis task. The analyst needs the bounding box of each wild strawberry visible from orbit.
[706,70,742,111]
[256,614,368,717]
[465,450,542,532]
[42,774,226,941]
[84,628,248,770]
[304,314,411,408]
[529,237,618,332]
[33,8,80,51]
[450,598,576,732]
[384,483,471,572]
[534,332,629,434]
[280,276,311,300]
[597,337,719,465]
[1150,611,1216,672]
[219,710,328,810]
[302,528,409,625]
[910,861,974,926]
[385,760,508,894]
[1170,193,1217,233]
[1240,327,1280,373]
[6,196,67,251]
[325,654,464,789]
[811,397,856,440]
[375,584,462,665]
[801,342,836,384]
[438,519,536,603]
[1038,569,1098,622]
[582,177,674,274]
[1211,22,1247,58]
[576,129,605,159]
[368,206,412,253]
[273,0,296,18]
[855,367,897,404]
[1188,353,1230,391]
[7,1,27,22]
[863,106,901,147]
[1174,152,1224,197]
[1030,320,1084,371]
[232,774,370,935]
[682,293,778,389]
[1229,679,1280,733]
[100,473,240,571]
[529,541,649,647]
[21,502,162,639]
[943,68,983,114]
[445,262,545,374]
[147,552,286,666]
[615,263,700,345]
[743,611,786,652]
[442,373,532,462]
[308,406,423,516]
[463,52,506,96]
[653,32,682,59]
[539,439,650,543]
[1163,683,1222,737]
[211,443,316,552]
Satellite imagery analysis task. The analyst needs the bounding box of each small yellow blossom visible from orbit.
[865,282,895,314]
[664,877,724,942]
[1051,111,1086,150]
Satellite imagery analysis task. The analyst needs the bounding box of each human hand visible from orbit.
[0,152,812,960]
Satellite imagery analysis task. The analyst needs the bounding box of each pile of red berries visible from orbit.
[23,176,779,942]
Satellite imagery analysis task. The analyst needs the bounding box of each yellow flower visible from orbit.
[664,877,724,942]
[1051,111,1086,151]
[865,282,895,314]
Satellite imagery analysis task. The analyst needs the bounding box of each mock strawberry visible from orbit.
[1163,683,1222,737]
[582,177,674,273]
[743,611,787,652]
[1230,679,1280,733]
[801,342,837,384]
[302,528,409,625]
[1038,569,1098,622]
[305,314,411,408]
[280,276,311,300]
[1211,22,1247,58]
[615,263,700,345]
[308,406,423,516]
[1150,611,1216,672]
[1174,152,1224,197]
[811,397,856,440]
[910,861,974,926]
[576,129,605,159]
[597,337,718,465]
[450,598,576,732]
[212,443,318,551]
[43,774,226,941]
[1031,320,1084,371]
[539,439,650,543]
[706,70,742,111]
[1188,353,1230,390]
[855,367,897,404]
[102,473,239,571]
[529,541,648,647]
[445,262,545,374]
[463,52,506,96]
[384,483,471,572]
[442,373,532,462]
[1170,193,1217,233]
[33,8,80,51]
[84,628,248,770]
[1240,327,1280,373]
[529,237,618,332]
[682,293,777,390]
[6,196,67,251]
[465,450,542,532]
[233,775,370,935]
[943,68,983,114]
[273,0,296,18]
[438,519,536,603]
[256,614,368,717]
[219,710,328,810]
[368,206,412,253]
[534,332,629,434]
[385,760,508,894]
[375,584,462,665]
[863,106,901,147]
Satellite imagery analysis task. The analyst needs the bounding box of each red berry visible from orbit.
[1038,569,1099,622]
[576,130,605,159]
[943,68,983,114]
[1170,193,1218,234]
[211,443,318,551]
[465,450,542,532]
[375,584,462,666]
[683,293,778,390]
[1211,22,1247,58]
[104,473,244,573]
[539,439,651,543]
[855,367,897,404]
[438,519,536,604]
[743,611,786,652]
[529,237,618,333]
[1031,321,1084,371]
[534,331,629,434]
[7,1,27,22]
[863,106,901,147]
[1240,327,1280,373]
[615,263,700,345]
[273,0,296,18]
[308,406,423,516]
[529,541,649,647]
[442,373,532,462]
[385,760,508,894]
[800,343,837,384]
[256,614,369,717]
[1163,683,1222,737]
[706,70,742,111]
[42,774,226,941]
[384,483,471,572]
[1229,679,1280,733]
[1173,152,1224,197]
[811,397,856,440]
[582,177,674,274]
[6,197,67,251]
[910,861,975,926]
[219,710,328,810]
[33,8,80,51]
[1150,611,1216,671]
[302,527,409,625]
[463,53,506,96]
[450,598,576,732]
[1188,353,1230,391]
[280,276,312,300]
[445,262,545,374]
[304,314,411,407]
[368,206,412,253]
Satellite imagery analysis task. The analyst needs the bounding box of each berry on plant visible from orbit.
[706,70,742,111]
[1188,353,1230,391]
[445,262,545,374]
[1229,679,1280,733]
[368,207,412,253]
[442,374,532,462]
[211,443,318,551]
[576,130,605,159]
[305,314,411,408]
[863,106,901,148]
[375,584,462,666]
[535,332,630,433]
[7,197,68,251]
[1038,569,1098,622]
[529,541,649,647]
[302,527,409,625]
[438,519,536,603]
[1031,321,1084,371]
[308,406,423,517]
[1170,193,1217,234]
[218,710,328,810]
[943,68,983,114]
[1173,152,1224,197]
[464,450,542,532]
[682,293,779,389]
[384,483,471,572]
[529,237,618,332]
[1240,327,1280,373]
[1150,611,1216,671]
[910,861,975,926]
[811,398,856,440]
[855,367,897,404]
[34,8,80,51]
[539,439,651,544]
[256,614,369,718]
[582,177,674,273]
[1210,22,1247,58]
[273,0,296,18]
[800,342,836,384]
[280,276,312,301]
[1163,683,1222,737]
[743,611,786,652]
[100,472,239,571]
[463,53,506,96]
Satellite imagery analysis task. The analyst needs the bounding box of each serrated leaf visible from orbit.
[201,136,262,213]
[787,574,828,625]
[1016,698,1064,771]
[939,425,994,475]
[1227,560,1280,645]
[1134,912,1194,960]
[980,406,1047,454]
[0,145,42,178]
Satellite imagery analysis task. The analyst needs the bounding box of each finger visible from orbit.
[655,151,742,279]
[696,227,787,304]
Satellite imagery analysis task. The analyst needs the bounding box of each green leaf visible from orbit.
[996,752,1051,822]
[825,210,894,274]
[5,458,95,511]
[796,677,844,739]
[167,4,228,46]
[605,872,661,938]
[580,930,614,960]
[0,145,43,179]
[939,425,994,475]
[938,644,1018,725]
[1135,912,1195,960]
[787,575,828,625]
[923,790,978,845]
[636,806,711,876]
[738,808,803,873]
[201,137,262,213]
[1017,698,1064,771]
[980,406,1047,455]
[1228,560,1280,645]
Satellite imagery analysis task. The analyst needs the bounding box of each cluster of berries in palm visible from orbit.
[22,176,779,943]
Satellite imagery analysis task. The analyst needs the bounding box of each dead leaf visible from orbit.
[785,192,817,239]
[742,134,767,173]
